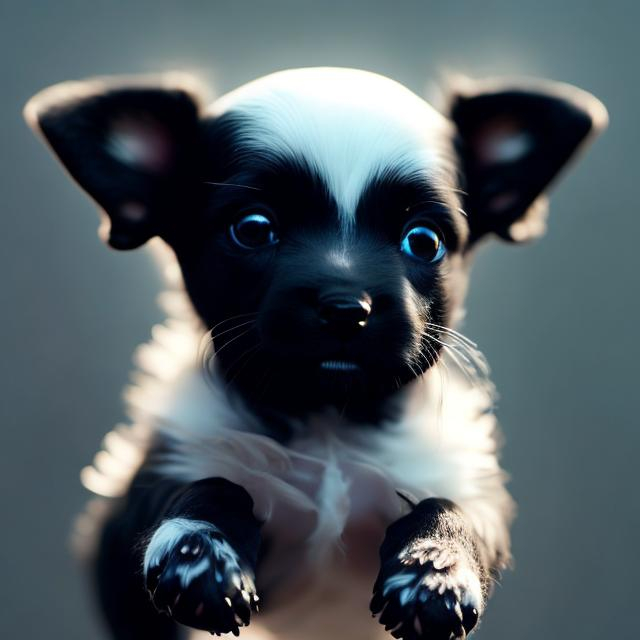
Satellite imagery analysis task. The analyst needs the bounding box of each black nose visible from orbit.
[318,294,372,338]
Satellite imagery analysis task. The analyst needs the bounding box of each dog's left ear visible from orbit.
[450,78,608,243]
[24,75,205,249]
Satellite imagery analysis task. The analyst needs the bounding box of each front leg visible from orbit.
[371,498,488,640]
[143,477,262,636]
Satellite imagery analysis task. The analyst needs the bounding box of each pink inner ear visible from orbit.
[473,117,533,166]
[106,116,173,173]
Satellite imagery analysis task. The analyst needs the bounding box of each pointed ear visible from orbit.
[24,75,206,249]
[449,77,608,243]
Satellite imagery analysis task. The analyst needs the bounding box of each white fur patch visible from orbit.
[325,248,352,270]
[144,518,217,576]
[211,68,455,231]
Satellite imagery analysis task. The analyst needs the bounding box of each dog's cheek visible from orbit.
[176,241,275,330]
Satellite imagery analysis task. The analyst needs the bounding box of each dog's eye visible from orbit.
[400,225,446,262]
[229,213,279,249]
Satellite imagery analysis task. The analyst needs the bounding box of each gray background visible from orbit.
[1,1,637,638]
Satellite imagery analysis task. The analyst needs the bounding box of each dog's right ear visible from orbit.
[448,77,607,244]
[24,75,205,249]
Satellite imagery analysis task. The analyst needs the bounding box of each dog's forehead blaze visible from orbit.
[210,68,456,230]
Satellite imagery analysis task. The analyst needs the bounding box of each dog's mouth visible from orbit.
[213,325,424,422]
[218,344,419,424]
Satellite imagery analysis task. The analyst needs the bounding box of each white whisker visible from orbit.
[202,326,257,379]
[425,322,477,348]
[209,311,259,335]
[210,319,256,342]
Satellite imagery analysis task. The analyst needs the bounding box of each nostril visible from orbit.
[318,295,372,335]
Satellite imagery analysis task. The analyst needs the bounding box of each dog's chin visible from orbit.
[219,351,424,426]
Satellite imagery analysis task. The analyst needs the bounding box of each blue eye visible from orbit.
[400,225,446,262]
[230,213,279,249]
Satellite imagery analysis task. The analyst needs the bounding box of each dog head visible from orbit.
[25,68,606,423]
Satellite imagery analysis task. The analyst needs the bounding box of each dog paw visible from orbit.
[144,518,259,635]
[370,538,482,639]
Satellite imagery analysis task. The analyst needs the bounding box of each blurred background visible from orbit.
[1,1,637,638]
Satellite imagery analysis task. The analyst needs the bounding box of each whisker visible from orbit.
[446,338,490,377]
[202,326,256,377]
[425,324,490,379]
[209,311,259,335]
[425,322,477,348]
[412,356,427,377]
[419,337,447,421]
[199,316,258,376]
[433,351,447,421]
[428,335,475,366]
[444,338,489,377]
[210,319,256,342]
[423,323,491,393]
[441,344,477,387]
[202,181,262,191]
[405,199,453,212]
[405,359,422,380]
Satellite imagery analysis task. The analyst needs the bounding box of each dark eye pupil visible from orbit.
[231,214,277,248]
[407,228,439,259]
[238,219,269,243]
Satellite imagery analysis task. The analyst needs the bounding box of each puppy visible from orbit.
[24,67,606,640]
